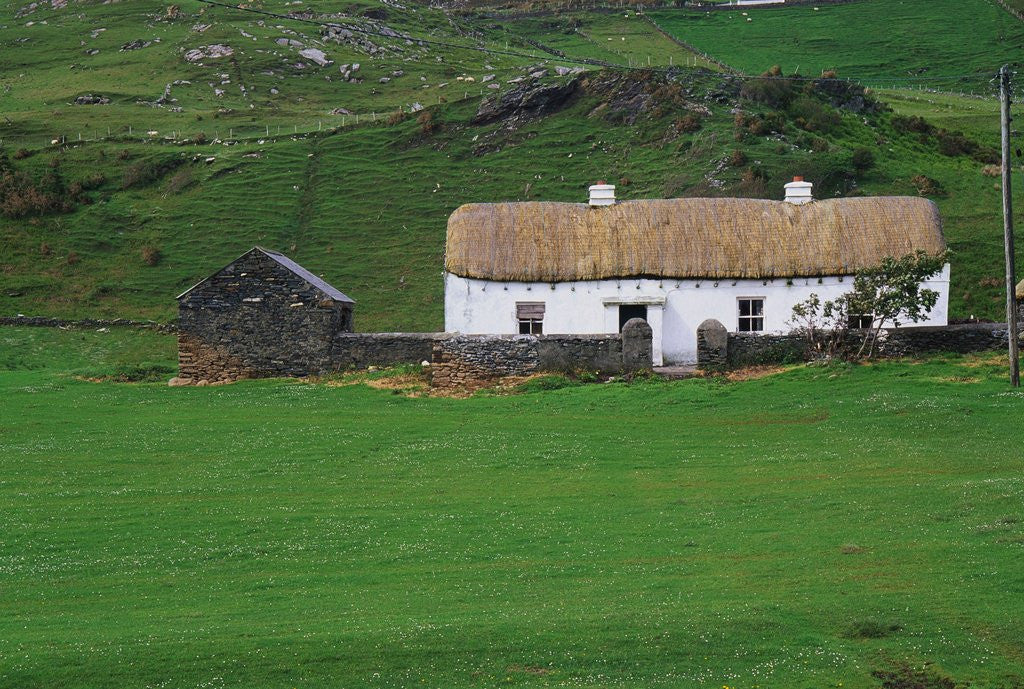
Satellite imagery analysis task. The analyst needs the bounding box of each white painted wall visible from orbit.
[444,264,951,365]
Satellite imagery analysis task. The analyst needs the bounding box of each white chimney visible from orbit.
[588,181,615,207]
[784,176,813,205]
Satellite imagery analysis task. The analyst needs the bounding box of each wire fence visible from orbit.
[19,91,499,150]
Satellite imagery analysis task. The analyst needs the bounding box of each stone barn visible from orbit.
[176,247,354,383]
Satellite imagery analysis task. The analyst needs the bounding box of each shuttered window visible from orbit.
[516,302,545,335]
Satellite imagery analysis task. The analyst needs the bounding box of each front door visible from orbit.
[618,304,647,332]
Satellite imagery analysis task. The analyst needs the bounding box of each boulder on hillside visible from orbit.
[184,44,233,62]
[472,77,581,126]
[73,94,110,105]
[299,47,332,67]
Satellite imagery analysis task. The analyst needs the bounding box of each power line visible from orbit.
[195,0,1006,87]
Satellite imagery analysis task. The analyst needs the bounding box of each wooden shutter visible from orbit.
[516,302,545,319]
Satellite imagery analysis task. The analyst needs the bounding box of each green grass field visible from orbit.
[650,0,1024,84]
[2,326,1024,688]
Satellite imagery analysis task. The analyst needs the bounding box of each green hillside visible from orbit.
[1,0,1022,330]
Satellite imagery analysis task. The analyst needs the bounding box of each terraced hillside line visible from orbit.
[641,15,741,74]
[994,0,1024,21]
[295,138,322,252]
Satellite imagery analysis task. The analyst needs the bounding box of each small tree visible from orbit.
[851,250,948,357]
[789,250,948,360]
[788,292,853,359]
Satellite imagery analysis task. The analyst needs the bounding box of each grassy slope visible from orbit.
[500,13,719,69]
[649,0,1024,82]
[4,72,1023,329]
[1,327,1023,688]
[2,0,1023,330]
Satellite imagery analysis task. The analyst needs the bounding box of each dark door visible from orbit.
[618,304,647,332]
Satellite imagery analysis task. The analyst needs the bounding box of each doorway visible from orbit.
[618,304,647,331]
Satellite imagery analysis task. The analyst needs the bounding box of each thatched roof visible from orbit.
[445,196,945,282]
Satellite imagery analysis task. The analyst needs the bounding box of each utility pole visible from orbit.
[999,64,1020,386]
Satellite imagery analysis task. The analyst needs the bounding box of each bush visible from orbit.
[740,76,796,109]
[852,146,876,172]
[141,245,162,267]
[386,109,406,126]
[13,148,31,160]
[935,129,998,164]
[0,168,77,218]
[417,110,435,135]
[911,174,944,196]
[729,149,748,167]
[892,114,933,134]
[166,166,194,194]
[66,251,80,266]
[122,156,185,190]
[676,114,702,132]
[80,172,106,190]
[789,96,840,133]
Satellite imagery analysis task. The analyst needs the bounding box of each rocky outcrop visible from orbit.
[184,44,233,62]
[472,77,582,126]
[73,94,110,105]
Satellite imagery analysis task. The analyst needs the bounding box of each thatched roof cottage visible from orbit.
[444,179,950,365]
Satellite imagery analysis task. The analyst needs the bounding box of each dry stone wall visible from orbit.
[429,320,653,388]
[697,319,1021,370]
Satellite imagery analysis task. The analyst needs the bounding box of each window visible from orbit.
[516,302,544,335]
[738,298,764,332]
[848,313,874,329]
[618,304,647,332]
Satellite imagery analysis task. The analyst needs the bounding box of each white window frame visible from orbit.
[848,313,875,329]
[737,297,765,333]
[516,302,545,335]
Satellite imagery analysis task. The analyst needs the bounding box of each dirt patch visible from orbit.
[957,352,1006,367]
[937,375,980,384]
[365,373,428,392]
[507,664,554,676]
[871,660,958,689]
[724,365,791,381]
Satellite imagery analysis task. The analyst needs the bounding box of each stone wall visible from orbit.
[536,335,622,372]
[331,333,443,370]
[430,335,539,388]
[0,315,176,332]
[430,320,653,388]
[697,319,1021,370]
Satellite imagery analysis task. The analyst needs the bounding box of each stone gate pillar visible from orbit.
[697,319,728,371]
[622,318,653,371]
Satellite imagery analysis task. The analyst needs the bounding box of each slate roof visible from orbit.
[176,246,354,303]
